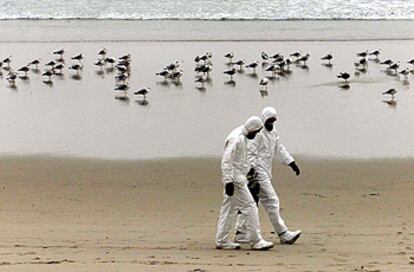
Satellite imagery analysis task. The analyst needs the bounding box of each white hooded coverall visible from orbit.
[215,123,264,245]
[238,108,294,235]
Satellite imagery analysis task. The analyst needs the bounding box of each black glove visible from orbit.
[248,181,260,205]
[246,168,258,182]
[225,182,235,196]
[289,161,300,176]
[247,168,255,177]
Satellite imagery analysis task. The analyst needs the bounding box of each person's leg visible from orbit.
[215,193,238,245]
[259,178,288,235]
[259,173,301,244]
[232,181,262,243]
[234,180,260,242]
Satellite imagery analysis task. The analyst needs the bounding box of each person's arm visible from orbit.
[247,134,261,169]
[274,132,294,165]
[274,132,300,176]
[221,139,238,185]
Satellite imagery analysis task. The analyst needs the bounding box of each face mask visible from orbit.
[264,117,276,131]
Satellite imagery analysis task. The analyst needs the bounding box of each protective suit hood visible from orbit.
[244,116,263,133]
[262,107,277,122]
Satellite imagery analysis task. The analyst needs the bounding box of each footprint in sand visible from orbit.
[333,257,348,263]
[190,268,207,272]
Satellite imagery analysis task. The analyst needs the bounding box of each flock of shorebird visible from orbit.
[215,49,412,105]
[1,47,413,106]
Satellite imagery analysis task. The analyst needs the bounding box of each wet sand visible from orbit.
[0,155,413,271]
[0,20,414,159]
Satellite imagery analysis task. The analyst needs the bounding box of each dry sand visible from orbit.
[0,155,413,271]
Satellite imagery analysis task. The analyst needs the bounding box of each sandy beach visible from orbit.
[0,155,413,271]
[0,19,413,271]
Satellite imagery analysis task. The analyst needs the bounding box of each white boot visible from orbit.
[216,241,241,250]
[279,230,301,245]
[251,239,274,250]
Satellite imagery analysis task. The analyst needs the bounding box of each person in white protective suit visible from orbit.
[235,107,302,245]
[215,116,274,250]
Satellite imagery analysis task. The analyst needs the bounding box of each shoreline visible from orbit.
[1,19,413,42]
[3,153,414,163]
[1,18,414,21]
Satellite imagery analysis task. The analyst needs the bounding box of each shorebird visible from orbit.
[53,49,65,59]
[54,63,64,74]
[195,64,212,76]
[265,64,279,77]
[119,54,131,61]
[389,63,399,74]
[71,53,84,64]
[115,73,128,83]
[206,52,213,64]
[156,70,170,79]
[259,77,269,90]
[2,56,12,68]
[195,76,205,86]
[166,60,180,72]
[261,52,269,62]
[272,56,284,64]
[285,59,292,70]
[359,58,368,68]
[195,54,208,63]
[115,64,128,73]
[369,50,381,59]
[321,54,333,64]
[68,64,82,74]
[105,57,116,66]
[115,83,129,100]
[233,60,245,70]
[42,70,53,81]
[337,72,350,82]
[17,66,29,77]
[28,59,41,69]
[98,48,107,59]
[407,59,414,67]
[6,71,17,85]
[298,54,310,65]
[380,59,393,67]
[115,83,130,92]
[357,50,368,58]
[224,52,234,63]
[118,58,131,68]
[94,59,105,69]
[45,60,56,68]
[223,68,236,80]
[399,69,410,80]
[383,88,397,99]
[277,61,288,73]
[271,53,282,60]
[134,87,150,99]
[290,52,301,61]
[168,70,183,81]
[246,61,259,73]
